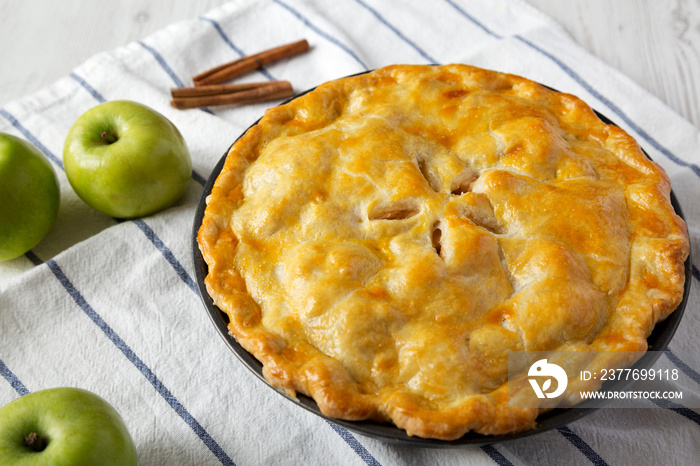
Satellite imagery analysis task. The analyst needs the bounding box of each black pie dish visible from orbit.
[191,80,692,447]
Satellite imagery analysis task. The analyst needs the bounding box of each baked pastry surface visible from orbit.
[197,64,689,439]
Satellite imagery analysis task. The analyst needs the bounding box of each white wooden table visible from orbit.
[1,0,698,129]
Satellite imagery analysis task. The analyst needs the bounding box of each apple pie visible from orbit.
[197,64,689,440]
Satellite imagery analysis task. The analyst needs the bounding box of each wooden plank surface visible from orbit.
[526,0,700,128]
[0,0,698,128]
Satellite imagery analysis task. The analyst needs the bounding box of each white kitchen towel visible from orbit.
[1,0,698,465]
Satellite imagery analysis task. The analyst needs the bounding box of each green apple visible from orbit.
[0,133,60,261]
[0,387,137,465]
[63,100,191,219]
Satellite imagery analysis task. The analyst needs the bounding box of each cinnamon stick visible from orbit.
[170,80,293,109]
[171,82,273,98]
[193,39,309,86]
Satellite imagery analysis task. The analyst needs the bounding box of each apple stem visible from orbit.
[100,131,118,144]
[24,432,48,452]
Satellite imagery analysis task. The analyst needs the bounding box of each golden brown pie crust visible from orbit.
[197,64,689,440]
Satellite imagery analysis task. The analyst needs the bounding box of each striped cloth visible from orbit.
[1,0,699,464]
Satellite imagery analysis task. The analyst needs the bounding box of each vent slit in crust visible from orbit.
[431,221,443,258]
[450,170,479,196]
[416,157,442,193]
[368,202,420,221]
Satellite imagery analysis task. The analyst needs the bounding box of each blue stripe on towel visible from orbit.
[481,444,515,466]
[352,0,436,63]
[197,17,277,81]
[70,72,107,103]
[443,0,503,39]
[24,250,44,266]
[191,169,208,186]
[132,219,198,293]
[46,259,236,466]
[0,108,64,169]
[138,41,186,88]
[138,40,215,115]
[557,426,609,466]
[271,0,369,70]
[651,398,700,427]
[0,359,30,396]
[665,349,700,385]
[137,40,212,114]
[324,421,382,466]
